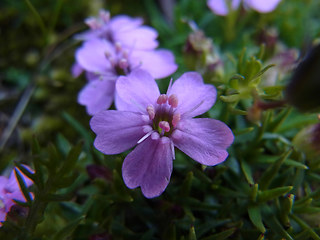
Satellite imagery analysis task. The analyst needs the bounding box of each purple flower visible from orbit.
[90,69,234,198]
[207,0,282,16]
[0,167,33,225]
[75,38,177,115]
[76,10,158,50]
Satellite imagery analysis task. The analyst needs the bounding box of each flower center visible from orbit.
[146,94,180,137]
[105,42,130,75]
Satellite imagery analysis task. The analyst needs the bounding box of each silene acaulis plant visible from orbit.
[2,0,320,239]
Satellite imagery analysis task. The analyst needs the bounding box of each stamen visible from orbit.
[108,57,116,67]
[105,52,115,67]
[168,94,178,108]
[137,131,153,144]
[172,113,180,127]
[99,10,110,23]
[115,42,122,52]
[146,105,155,120]
[159,121,170,132]
[119,58,129,69]
[157,94,168,104]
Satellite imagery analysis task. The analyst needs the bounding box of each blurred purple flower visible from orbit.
[74,38,177,115]
[207,0,282,16]
[90,69,234,198]
[76,10,158,50]
[0,166,33,226]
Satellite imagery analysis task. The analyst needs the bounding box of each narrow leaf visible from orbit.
[248,205,266,233]
[259,149,292,190]
[202,228,236,240]
[52,216,85,240]
[258,186,293,203]
[14,169,33,204]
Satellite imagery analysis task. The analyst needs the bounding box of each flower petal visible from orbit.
[0,209,6,224]
[245,0,281,13]
[115,26,158,50]
[172,118,234,166]
[75,39,115,73]
[207,0,241,16]
[168,72,217,118]
[129,49,177,79]
[122,136,173,198]
[71,63,83,78]
[90,110,147,154]
[78,77,115,115]
[115,69,160,112]
[109,15,143,33]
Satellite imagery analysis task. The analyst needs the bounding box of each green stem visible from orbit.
[24,0,47,38]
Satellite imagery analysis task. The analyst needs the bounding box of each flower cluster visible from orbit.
[0,167,33,225]
[207,0,282,16]
[73,10,177,115]
[74,10,234,198]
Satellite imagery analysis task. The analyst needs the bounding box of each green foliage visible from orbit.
[1,0,320,239]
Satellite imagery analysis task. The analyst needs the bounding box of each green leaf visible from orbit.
[59,141,83,177]
[290,214,320,240]
[233,127,254,136]
[263,207,294,240]
[41,192,74,202]
[266,218,293,240]
[220,94,240,103]
[31,136,41,155]
[257,186,293,202]
[53,173,78,188]
[23,0,47,38]
[267,107,292,132]
[112,170,133,202]
[250,64,275,83]
[14,162,35,182]
[230,108,247,115]
[14,169,33,205]
[259,149,292,190]
[179,197,220,211]
[179,171,193,197]
[293,206,320,214]
[202,228,236,240]
[248,205,266,233]
[188,226,197,240]
[47,142,62,172]
[262,86,285,98]
[245,57,262,82]
[280,194,294,226]
[240,159,254,185]
[162,224,176,240]
[52,216,85,240]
